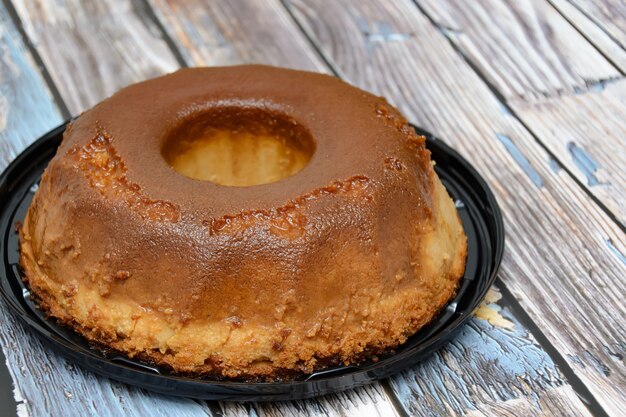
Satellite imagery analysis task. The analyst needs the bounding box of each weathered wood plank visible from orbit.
[0,1,62,164]
[0,313,218,417]
[220,384,399,417]
[147,0,327,72]
[389,289,592,417]
[515,79,626,224]
[10,0,179,114]
[568,0,626,54]
[1,3,62,415]
[417,0,626,245]
[417,0,619,101]
[548,0,626,73]
[464,386,591,417]
[283,0,626,415]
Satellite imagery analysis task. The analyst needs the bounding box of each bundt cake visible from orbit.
[19,65,467,380]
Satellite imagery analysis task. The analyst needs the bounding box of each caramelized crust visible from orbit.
[20,65,466,379]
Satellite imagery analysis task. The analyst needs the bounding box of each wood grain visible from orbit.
[548,0,626,73]
[568,0,626,53]
[0,1,62,164]
[220,384,399,417]
[463,386,591,417]
[515,79,626,224]
[418,0,626,226]
[283,0,626,415]
[0,4,60,414]
[1,0,592,414]
[389,290,591,417]
[417,0,619,101]
[10,0,180,115]
[147,0,327,72]
[0,3,61,413]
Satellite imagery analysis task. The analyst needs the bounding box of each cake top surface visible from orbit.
[60,65,426,221]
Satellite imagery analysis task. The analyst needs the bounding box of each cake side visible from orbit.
[19,158,465,379]
[19,66,467,380]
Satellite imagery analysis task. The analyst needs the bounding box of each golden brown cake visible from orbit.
[19,65,467,380]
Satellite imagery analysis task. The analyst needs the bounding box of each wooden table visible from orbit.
[1,0,624,416]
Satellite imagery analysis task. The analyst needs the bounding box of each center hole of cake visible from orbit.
[163,108,315,186]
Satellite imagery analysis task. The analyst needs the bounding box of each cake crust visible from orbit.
[20,65,467,380]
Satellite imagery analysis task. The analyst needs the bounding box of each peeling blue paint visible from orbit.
[606,238,626,265]
[567,142,601,186]
[583,350,611,377]
[573,81,606,95]
[372,21,411,42]
[603,345,624,361]
[0,4,63,159]
[567,348,619,377]
[496,133,544,188]
[589,81,607,93]
[389,305,562,416]
[567,353,585,368]
[497,101,513,116]
[354,15,369,34]
[355,17,411,45]
[548,157,561,174]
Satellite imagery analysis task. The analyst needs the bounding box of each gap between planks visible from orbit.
[546,0,626,74]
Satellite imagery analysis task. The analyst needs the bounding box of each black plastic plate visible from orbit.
[0,123,504,401]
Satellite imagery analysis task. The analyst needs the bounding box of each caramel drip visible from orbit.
[73,133,181,222]
[204,176,371,236]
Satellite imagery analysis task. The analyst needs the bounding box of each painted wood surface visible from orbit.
[0,3,63,416]
[283,0,626,415]
[10,0,180,115]
[0,0,624,416]
[515,79,626,224]
[147,0,326,72]
[2,0,580,413]
[417,0,626,225]
[418,0,619,101]
[0,0,62,162]
[547,0,626,73]
[388,289,591,417]
[218,384,399,417]
[568,0,626,54]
